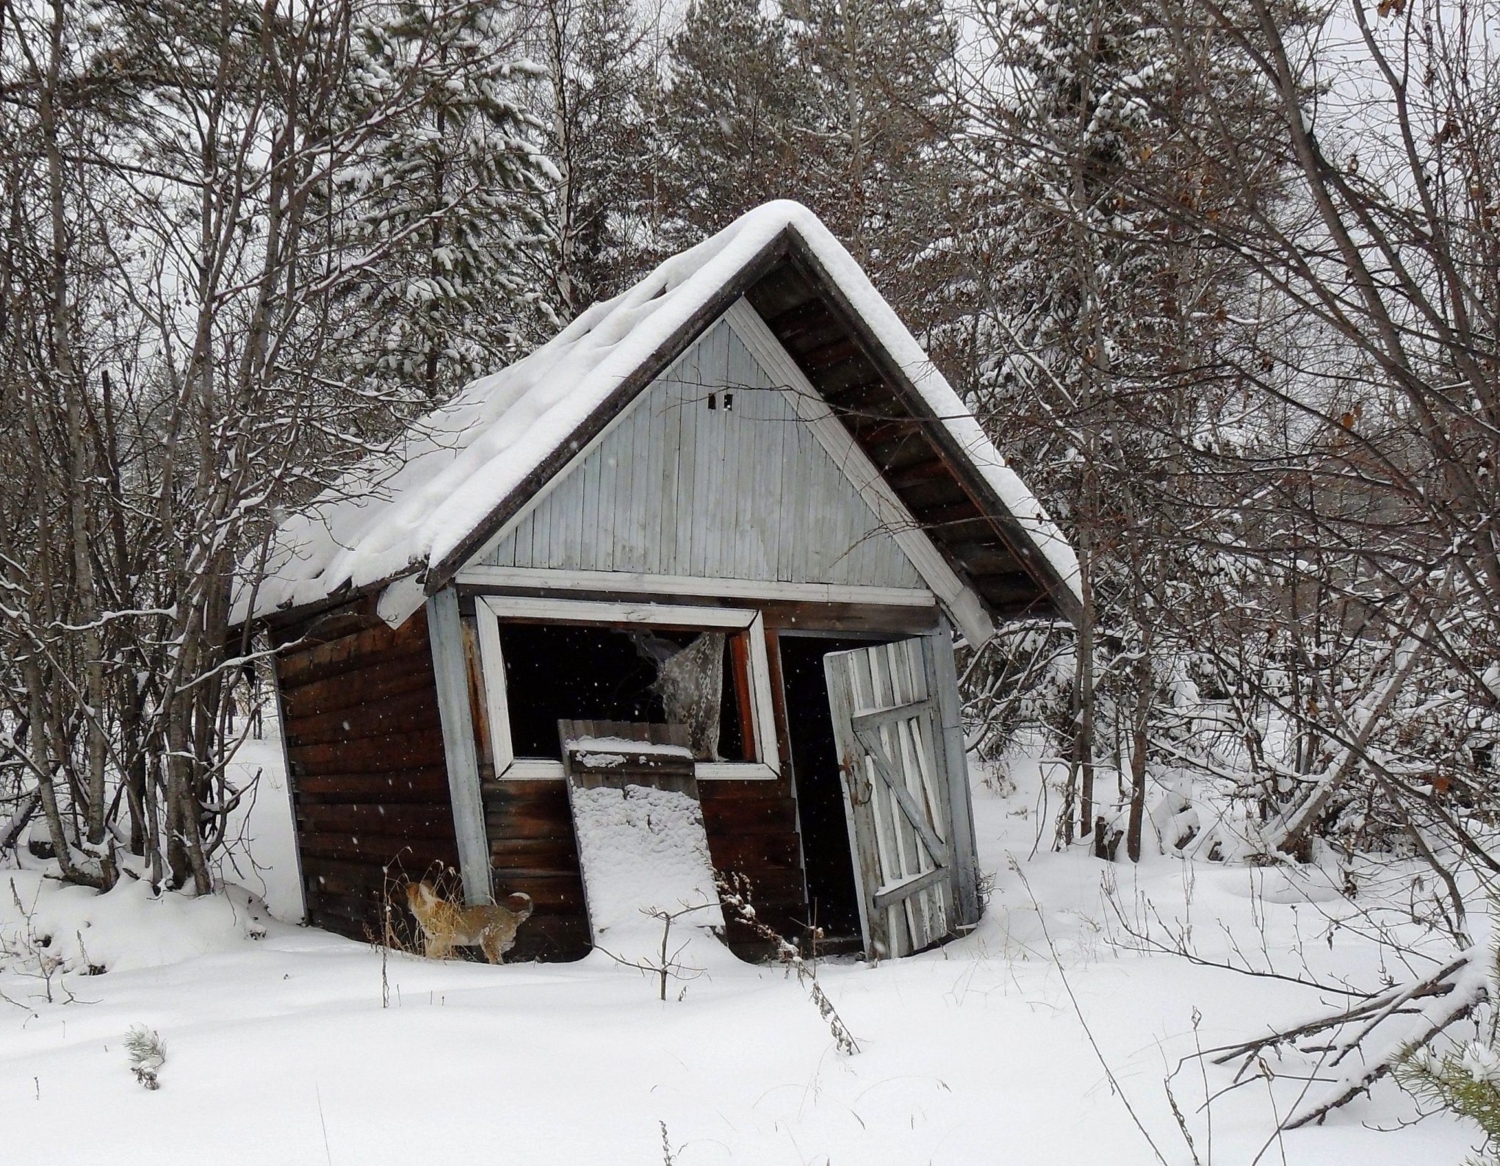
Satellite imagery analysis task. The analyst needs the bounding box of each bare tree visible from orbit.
[0,0,555,890]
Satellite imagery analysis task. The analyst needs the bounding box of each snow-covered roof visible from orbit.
[235,201,1081,626]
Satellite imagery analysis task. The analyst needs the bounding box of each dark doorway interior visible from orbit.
[778,634,881,946]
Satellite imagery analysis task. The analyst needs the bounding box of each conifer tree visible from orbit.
[334,0,561,401]
[530,0,662,310]
[652,0,815,250]
[952,0,1263,852]
[783,0,961,326]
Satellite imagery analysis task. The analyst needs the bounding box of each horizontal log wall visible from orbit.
[275,600,823,961]
[483,779,590,961]
[700,778,806,952]
[481,775,806,962]
[278,608,459,942]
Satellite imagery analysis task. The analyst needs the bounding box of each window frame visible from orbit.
[473,595,781,781]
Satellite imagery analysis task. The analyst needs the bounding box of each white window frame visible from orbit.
[473,595,781,781]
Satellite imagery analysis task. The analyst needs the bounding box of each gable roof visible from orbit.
[235,201,1081,635]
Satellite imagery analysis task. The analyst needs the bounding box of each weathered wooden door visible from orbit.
[824,639,955,959]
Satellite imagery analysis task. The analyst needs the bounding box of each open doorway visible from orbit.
[778,634,885,951]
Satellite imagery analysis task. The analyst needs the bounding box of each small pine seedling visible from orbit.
[125,1026,166,1091]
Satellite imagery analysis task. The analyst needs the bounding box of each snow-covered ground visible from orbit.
[0,729,1474,1164]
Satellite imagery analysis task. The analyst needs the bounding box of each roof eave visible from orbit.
[775,235,1085,629]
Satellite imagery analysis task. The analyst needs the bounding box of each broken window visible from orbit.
[496,622,755,763]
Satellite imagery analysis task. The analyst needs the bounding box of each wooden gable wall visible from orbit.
[745,255,1067,620]
[474,318,926,592]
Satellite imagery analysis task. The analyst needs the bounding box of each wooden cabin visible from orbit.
[238,201,1081,963]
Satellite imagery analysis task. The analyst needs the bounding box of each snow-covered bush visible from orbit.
[124,1026,166,1091]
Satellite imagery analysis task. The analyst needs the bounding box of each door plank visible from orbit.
[853,726,952,865]
[873,865,951,911]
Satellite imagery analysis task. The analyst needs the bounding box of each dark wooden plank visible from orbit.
[770,311,848,356]
[484,811,576,841]
[884,456,952,490]
[296,802,459,841]
[482,780,575,842]
[294,767,452,802]
[701,788,797,812]
[937,516,1005,544]
[482,779,572,800]
[284,685,442,747]
[918,498,984,527]
[508,915,591,962]
[895,478,974,516]
[307,901,380,940]
[560,720,697,793]
[744,263,819,323]
[286,705,443,749]
[711,867,806,905]
[754,600,939,636]
[279,663,436,721]
[856,416,924,448]
[702,810,800,838]
[944,541,1024,578]
[307,886,385,918]
[799,336,864,372]
[488,836,580,868]
[814,354,886,395]
[824,378,901,416]
[485,871,586,911]
[864,431,944,475]
[267,595,380,647]
[301,857,399,900]
[973,575,1052,611]
[704,833,800,869]
[286,726,446,775]
[283,611,385,647]
[279,615,430,690]
[299,831,459,865]
[698,782,796,806]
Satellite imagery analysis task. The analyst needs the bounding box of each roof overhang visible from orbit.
[241,204,1081,636]
[424,228,1081,631]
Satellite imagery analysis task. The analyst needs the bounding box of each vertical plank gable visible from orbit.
[473,318,926,591]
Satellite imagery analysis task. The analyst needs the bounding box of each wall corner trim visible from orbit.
[427,587,493,904]
[927,616,981,927]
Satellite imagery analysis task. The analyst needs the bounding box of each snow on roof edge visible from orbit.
[235,201,1080,626]
[776,214,1083,608]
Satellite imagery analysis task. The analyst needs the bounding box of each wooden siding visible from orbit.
[701,779,807,952]
[277,608,459,941]
[275,600,810,962]
[744,255,1066,620]
[482,778,592,961]
[477,318,925,591]
[481,774,806,960]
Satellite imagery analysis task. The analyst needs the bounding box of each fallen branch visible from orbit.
[1203,954,1484,1128]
